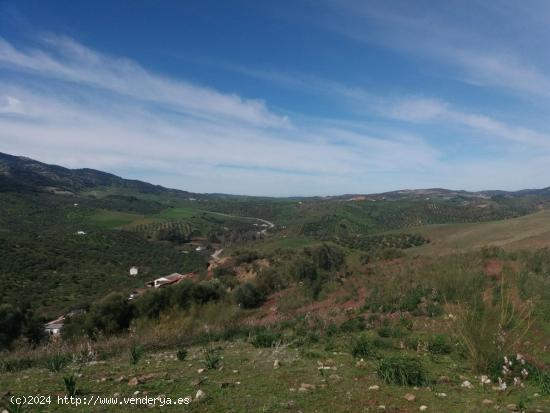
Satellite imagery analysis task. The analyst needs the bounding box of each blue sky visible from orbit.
[1,0,550,196]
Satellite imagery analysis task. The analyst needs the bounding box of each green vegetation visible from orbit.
[129,343,144,365]
[1,154,550,411]
[377,356,428,386]
[176,348,187,361]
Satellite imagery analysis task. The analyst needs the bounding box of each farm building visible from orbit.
[44,315,65,336]
[146,272,196,288]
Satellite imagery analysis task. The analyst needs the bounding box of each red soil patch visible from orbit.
[244,282,369,327]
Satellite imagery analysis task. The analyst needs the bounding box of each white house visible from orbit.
[146,272,196,288]
[44,316,65,336]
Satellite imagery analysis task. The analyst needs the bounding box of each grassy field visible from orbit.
[1,329,548,412]
[408,209,550,255]
[89,210,145,229]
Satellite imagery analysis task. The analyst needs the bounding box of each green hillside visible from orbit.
[1,153,549,412]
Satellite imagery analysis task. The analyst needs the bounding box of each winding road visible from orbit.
[199,210,275,229]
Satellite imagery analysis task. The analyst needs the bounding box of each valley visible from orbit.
[0,153,549,412]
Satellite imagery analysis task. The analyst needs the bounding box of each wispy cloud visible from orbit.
[1,32,549,195]
[311,0,550,100]
[0,36,444,196]
[388,97,550,148]
[0,36,289,128]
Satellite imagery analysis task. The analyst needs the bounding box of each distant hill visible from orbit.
[0,152,195,198]
[2,151,550,200]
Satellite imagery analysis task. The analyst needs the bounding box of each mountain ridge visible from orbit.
[1,151,549,200]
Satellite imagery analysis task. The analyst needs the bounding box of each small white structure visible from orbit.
[195,246,205,251]
[77,230,86,235]
[44,316,65,336]
[147,273,186,288]
[129,266,139,276]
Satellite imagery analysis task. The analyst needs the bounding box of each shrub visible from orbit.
[398,316,413,331]
[234,283,265,309]
[176,349,188,361]
[46,353,69,372]
[340,317,366,333]
[0,357,34,372]
[401,286,426,312]
[63,374,78,396]
[5,398,26,413]
[377,356,428,386]
[234,250,260,265]
[351,335,377,358]
[426,301,443,317]
[256,268,287,294]
[251,330,282,348]
[306,243,345,271]
[536,369,550,395]
[202,345,221,370]
[129,343,144,365]
[326,323,339,337]
[428,335,452,355]
[454,278,532,373]
[135,289,171,319]
[192,282,222,304]
[85,293,134,337]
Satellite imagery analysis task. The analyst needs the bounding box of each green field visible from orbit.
[409,209,550,255]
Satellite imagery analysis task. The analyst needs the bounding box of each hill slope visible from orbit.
[0,152,195,197]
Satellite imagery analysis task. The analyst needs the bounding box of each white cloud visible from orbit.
[0,36,441,195]
[388,96,550,148]
[1,34,549,195]
[312,0,550,100]
[0,36,288,128]
[0,94,22,113]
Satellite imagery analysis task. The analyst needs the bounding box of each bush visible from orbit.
[0,357,34,372]
[536,369,550,395]
[340,317,366,333]
[326,323,339,337]
[85,293,134,337]
[377,356,428,386]
[136,289,172,319]
[202,345,221,370]
[129,343,144,365]
[46,353,69,372]
[235,283,265,309]
[171,280,222,309]
[234,250,260,265]
[251,329,282,348]
[291,258,318,283]
[454,280,532,373]
[193,282,222,304]
[307,244,345,271]
[351,335,377,358]
[176,349,188,361]
[426,301,443,317]
[428,335,452,355]
[63,374,78,396]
